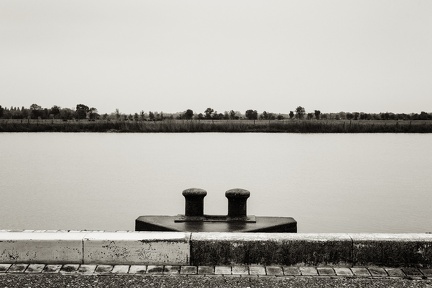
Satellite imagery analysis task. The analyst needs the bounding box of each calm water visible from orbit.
[0,133,431,233]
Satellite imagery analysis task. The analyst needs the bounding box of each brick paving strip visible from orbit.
[0,264,429,280]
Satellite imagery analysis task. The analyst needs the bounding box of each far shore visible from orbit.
[1,119,432,133]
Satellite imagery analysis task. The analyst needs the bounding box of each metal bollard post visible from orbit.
[182,188,207,217]
[225,188,250,218]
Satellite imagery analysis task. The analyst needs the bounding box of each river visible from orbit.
[0,133,431,233]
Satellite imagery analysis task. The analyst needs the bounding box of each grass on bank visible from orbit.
[1,119,432,133]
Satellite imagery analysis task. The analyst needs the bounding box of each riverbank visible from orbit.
[1,119,432,133]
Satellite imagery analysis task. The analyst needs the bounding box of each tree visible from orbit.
[229,110,236,120]
[223,111,230,120]
[353,112,360,120]
[0,105,3,118]
[30,104,42,119]
[76,104,89,120]
[307,113,314,120]
[289,111,294,119]
[149,111,155,120]
[59,108,74,120]
[245,109,258,120]
[50,105,61,118]
[204,108,214,119]
[314,110,321,120]
[88,107,98,120]
[295,106,305,119]
[277,114,284,120]
[184,109,194,120]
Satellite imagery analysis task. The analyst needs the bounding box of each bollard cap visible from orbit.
[182,188,207,197]
[225,188,250,199]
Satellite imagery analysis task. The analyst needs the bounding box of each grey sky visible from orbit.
[1,0,431,114]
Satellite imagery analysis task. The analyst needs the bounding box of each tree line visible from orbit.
[1,104,431,121]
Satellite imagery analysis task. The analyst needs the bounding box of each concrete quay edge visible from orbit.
[0,231,431,267]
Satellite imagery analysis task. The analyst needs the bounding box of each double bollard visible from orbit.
[135,188,297,232]
[182,188,250,219]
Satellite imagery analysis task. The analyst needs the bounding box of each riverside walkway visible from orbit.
[1,264,432,287]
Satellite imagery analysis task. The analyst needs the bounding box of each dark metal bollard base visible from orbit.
[135,215,297,233]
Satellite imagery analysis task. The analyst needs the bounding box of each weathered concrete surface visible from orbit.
[190,233,352,266]
[0,232,82,264]
[83,232,191,265]
[351,234,432,268]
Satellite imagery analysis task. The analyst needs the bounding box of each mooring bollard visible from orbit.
[226,188,250,218]
[182,188,207,217]
[136,187,297,232]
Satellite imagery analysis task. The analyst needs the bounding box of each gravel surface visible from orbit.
[0,275,431,288]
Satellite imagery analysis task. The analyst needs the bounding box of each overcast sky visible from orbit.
[1,0,431,114]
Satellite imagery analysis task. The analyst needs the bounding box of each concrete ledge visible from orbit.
[1,231,432,267]
[83,232,190,265]
[0,232,83,264]
[0,231,191,265]
[190,233,352,266]
[351,233,432,267]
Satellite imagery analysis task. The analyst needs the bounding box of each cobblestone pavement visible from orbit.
[0,264,432,287]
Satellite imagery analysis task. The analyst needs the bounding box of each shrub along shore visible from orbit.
[1,119,432,133]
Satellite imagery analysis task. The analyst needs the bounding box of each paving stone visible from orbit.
[147,265,166,274]
[129,265,147,274]
[0,264,11,273]
[420,268,432,277]
[283,266,301,276]
[266,266,283,276]
[299,267,318,276]
[164,265,180,274]
[8,264,28,273]
[249,265,266,275]
[25,264,45,273]
[385,268,405,277]
[402,267,423,277]
[232,266,248,275]
[42,264,62,273]
[95,265,113,273]
[351,267,371,277]
[180,266,197,275]
[111,265,130,274]
[215,266,231,275]
[334,267,353,276]
[368,267,388,277]
[78,265,97,274]
[198,266,214,275]
[317,267,335,276]
[60,264,79,274]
